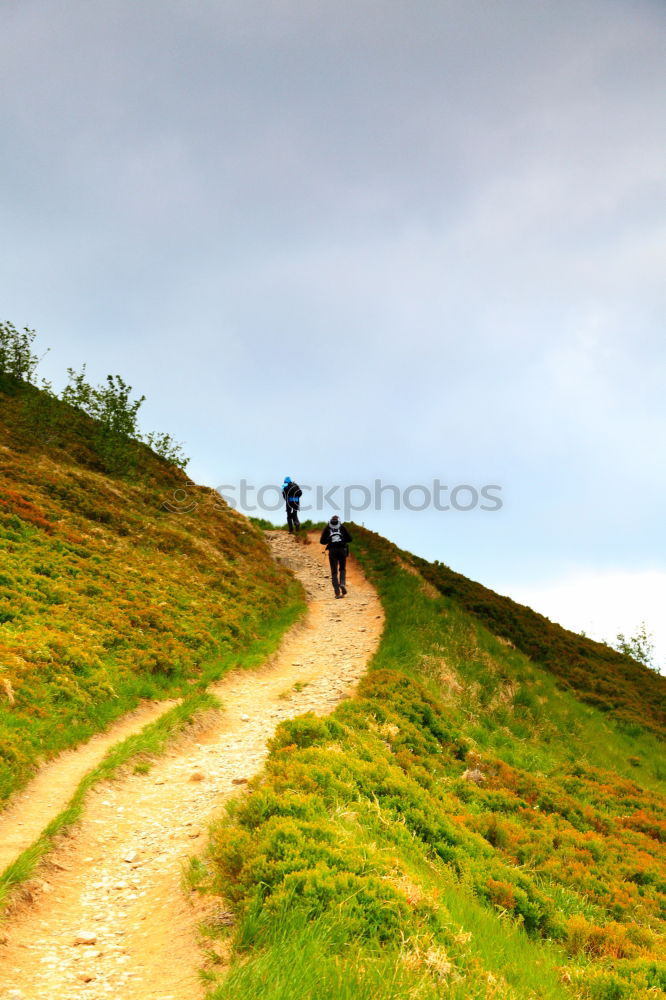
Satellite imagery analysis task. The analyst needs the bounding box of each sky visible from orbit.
[1,0,664,667]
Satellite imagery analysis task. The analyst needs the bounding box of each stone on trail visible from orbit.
[73,932,97,946]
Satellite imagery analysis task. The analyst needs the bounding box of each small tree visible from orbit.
[1,320,190,473]
[0,321,46,385]
[61,366,189,472]
[613,622,657,671]
[60,364,95,412]
[62,366,145,436]
[143,431,189,470]
[61,366,146,474]
[92,374,146,439]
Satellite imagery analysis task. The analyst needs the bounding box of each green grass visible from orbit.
[209,908,554,1000]
[0,384,306,803]
[197,526,666,1000]
[0,573,304,804]
[0,545,304,913]
[355,527,665,788]
[410,541,665,736]
[0,691,219,913]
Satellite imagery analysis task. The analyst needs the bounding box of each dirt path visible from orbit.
[0,531,383,1000]
[0,700,180,876]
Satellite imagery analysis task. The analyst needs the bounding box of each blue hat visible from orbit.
[283,476,292,484]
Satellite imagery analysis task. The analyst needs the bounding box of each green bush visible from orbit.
[0,321,43,387]
[1,319,189,472]
[203,525,666,1000]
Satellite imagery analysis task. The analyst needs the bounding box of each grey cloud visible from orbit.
[1,0,664,584]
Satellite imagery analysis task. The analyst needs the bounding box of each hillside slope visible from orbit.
[0,531,383,999]
[410,548,665,736]
[0,386,303,802]
[203,526,666,1000]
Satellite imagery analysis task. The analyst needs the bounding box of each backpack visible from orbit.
[284,482,302,503]
[328,522,344,546]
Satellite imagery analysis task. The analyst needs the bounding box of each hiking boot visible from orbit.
[340,584,347,595]
[335,592,342,599]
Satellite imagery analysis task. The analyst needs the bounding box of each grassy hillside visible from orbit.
[410,552,665,737]
[0,385,304,802]
[200,527,666,1000]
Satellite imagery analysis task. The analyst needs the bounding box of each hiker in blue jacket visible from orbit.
[282,476,302,533]
[320,515,352,598]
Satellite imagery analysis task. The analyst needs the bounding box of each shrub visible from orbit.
[0,321,43,386]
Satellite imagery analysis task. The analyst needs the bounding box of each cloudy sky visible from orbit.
[2,0,664,666]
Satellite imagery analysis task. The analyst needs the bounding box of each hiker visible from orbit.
[282,476,302,533]
[320,515,352,598]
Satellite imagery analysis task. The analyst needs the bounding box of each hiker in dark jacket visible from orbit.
[320,515,352,598]
[282,476,301,533]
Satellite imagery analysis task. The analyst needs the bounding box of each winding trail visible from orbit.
[0,531,383,1000]
[0,700,179,877]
